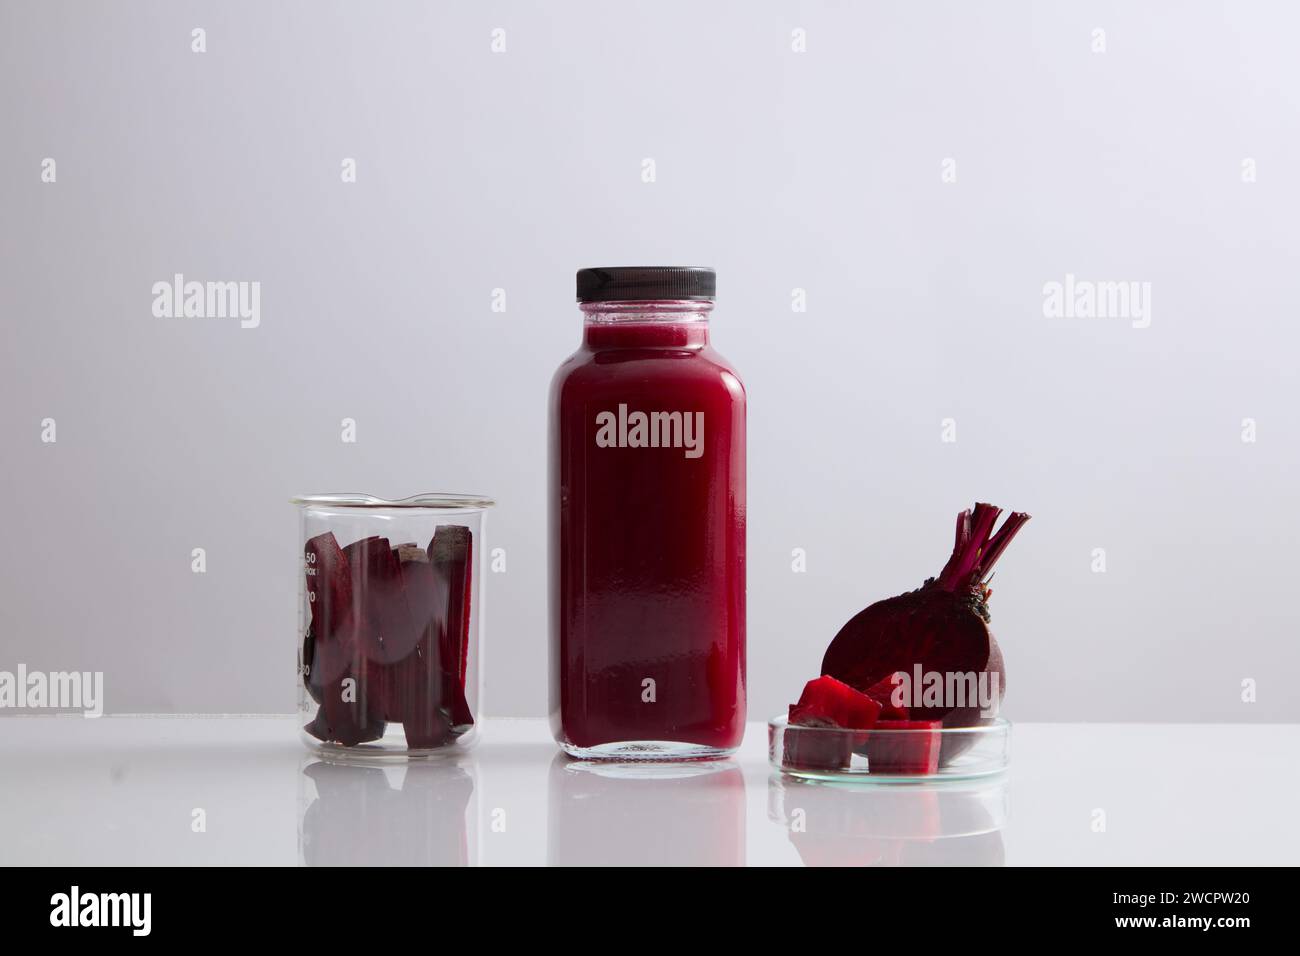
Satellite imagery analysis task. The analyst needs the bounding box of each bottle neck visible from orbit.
[581,300,712,349]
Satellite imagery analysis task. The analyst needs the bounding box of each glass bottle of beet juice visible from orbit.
[550,267,746,759]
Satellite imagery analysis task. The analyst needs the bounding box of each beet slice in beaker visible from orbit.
[344,536,422,665]
[305,648,387,747]
[429,525,474,731]
[304,532,354,640]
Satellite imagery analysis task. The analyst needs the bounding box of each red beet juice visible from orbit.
[550,267,746,758]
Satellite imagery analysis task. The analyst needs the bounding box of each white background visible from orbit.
[2,1,1297,722]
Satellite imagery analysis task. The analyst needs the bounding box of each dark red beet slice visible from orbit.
[380,634,454,749]
[362,545,457,747]
[863,719,941,775]
[344,536,422,665]
[402,683,455,749]
[300,536,379,733]
[310,609,367,686]
[304,532,354,640]
[304,529,475,750]
[302,532,366,691]
[305,640,387,746]
[307,702,386,746]
[396,545,447,638]
[821,504,1029,728]
[428,525,474,732]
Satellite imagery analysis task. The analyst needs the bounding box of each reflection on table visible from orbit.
[548,754,746,866]
[298,756,477,866]
[767,773,1008,866]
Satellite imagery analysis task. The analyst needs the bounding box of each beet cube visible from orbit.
[782,676,882,772]
[782,710,854,771]
[863,672,910,720]
[863,720,942,775]
[792,676,882,730]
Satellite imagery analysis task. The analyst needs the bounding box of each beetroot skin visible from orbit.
[821,503,1029,731]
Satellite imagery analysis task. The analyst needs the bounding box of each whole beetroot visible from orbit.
[821,503,1029,736]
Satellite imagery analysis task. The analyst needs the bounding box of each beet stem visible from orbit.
[968,503,1002,550]
[975,511,1031,582]
[952,509,972,554]
[940,503,998,588]
[937,503,1030,591]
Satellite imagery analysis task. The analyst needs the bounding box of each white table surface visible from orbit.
[0,717,1294,866]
